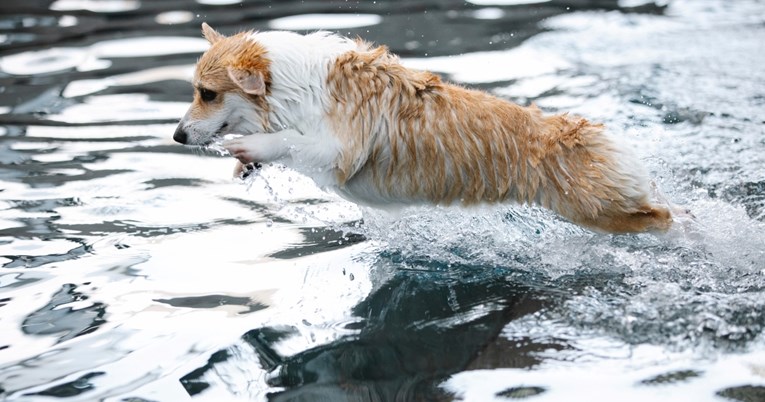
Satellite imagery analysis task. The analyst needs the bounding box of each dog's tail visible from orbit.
[531,115,684,233]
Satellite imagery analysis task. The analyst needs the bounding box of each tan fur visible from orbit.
[326,42,672,233]
[192,29,272,128]
[185,27,676,234]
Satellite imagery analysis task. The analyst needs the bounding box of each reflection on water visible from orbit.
[1,0,764,401]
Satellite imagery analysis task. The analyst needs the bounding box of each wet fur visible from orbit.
[176,24,676,234]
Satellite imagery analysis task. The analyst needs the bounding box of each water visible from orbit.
[1,0,764,401]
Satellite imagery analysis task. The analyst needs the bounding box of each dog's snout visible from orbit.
[173,126,188,144]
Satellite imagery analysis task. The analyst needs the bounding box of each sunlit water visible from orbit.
[1,1,764,401]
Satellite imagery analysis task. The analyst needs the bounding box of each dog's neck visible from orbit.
[249,31,356,132]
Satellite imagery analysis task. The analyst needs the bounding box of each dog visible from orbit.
[174,23,682,233]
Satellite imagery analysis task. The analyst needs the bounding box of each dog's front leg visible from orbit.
[223,129,302,165]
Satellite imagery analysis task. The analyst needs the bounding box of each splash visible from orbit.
[353,193,765,351]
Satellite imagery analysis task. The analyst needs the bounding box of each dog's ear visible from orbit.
[202,22,225,44]
[227,67,266,95]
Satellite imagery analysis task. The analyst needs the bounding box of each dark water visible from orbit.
[1,0,764,401]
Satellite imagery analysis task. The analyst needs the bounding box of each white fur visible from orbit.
[178,100,225,145]
[225,128,341,182]
[177,31,357,188]
[220,31,357,188]
[221,93,266,136]
[178,29,680,233]
[249,31,354,131]
[178,91,266,145]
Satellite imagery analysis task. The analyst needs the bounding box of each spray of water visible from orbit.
[350,190,765,351]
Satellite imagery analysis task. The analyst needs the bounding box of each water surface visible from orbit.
[1,0,764,401]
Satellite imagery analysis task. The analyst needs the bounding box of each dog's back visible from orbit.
[324,43,672,232]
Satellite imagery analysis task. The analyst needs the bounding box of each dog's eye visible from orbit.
[199,88,217,102]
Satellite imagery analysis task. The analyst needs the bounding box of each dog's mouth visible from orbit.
[196,123,230,147]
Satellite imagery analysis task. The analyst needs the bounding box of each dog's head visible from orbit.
[174,23,272,146]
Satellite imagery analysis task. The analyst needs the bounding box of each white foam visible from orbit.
[472,8,505,20]
[155,11,195,25]
[196,0,241,4]
[48,94,189,124]
[404,46,571,84]
[0,37,206,76]
[50,0,140,12]
[63,64,194,97]
[467,0,551,5]
[269,14,382,30]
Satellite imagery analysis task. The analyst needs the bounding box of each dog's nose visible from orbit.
[173,126,188,144]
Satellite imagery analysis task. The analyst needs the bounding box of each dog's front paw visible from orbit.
[222,131,296,165]
[223,137,259,164]
[233,161,262,179]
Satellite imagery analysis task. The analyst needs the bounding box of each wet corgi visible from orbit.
[174,23,682,233]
